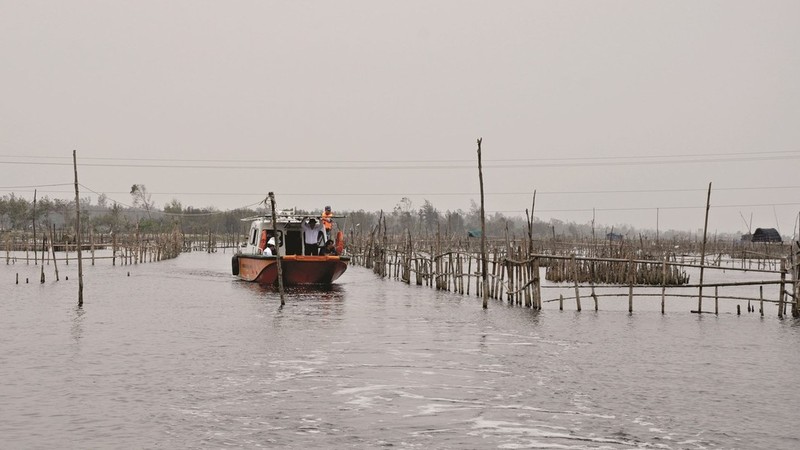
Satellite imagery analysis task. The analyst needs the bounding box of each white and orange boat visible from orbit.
[231,211,349,285]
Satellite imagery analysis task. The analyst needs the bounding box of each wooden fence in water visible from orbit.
[3,227,183,280]
[344,228,800,318]
[8,222,797,318]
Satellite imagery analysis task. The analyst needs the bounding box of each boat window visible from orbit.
[250,228,258,246]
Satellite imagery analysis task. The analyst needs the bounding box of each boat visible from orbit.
[231,211,349,285]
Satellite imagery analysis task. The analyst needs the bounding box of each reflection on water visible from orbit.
[1,251,799,449]
[71,305,85,342]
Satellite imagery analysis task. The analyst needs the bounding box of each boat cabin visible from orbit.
[242,215,329,256]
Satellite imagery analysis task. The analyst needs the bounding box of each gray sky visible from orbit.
[2,1,799,236]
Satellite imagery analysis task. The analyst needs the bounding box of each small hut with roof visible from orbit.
[751,228,782,243]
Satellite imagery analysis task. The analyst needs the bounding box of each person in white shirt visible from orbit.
[301,217,324,255]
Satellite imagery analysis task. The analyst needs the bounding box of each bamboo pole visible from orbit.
[793,240,800,318]
[40,236,45,283]
[572,254,581,311]
[73,151,84,305]
[49,225,59,281]
[661,254,667,314]
[778,258,786,319]
[33,189,38,265]
[90,229,95,266]
[268,192,285,306]
[698,182,712,312]
[477,137,488,309]
[628,255,634,313]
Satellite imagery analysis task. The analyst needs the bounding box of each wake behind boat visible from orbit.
[232,210,349,285]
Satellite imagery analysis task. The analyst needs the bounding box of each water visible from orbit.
[2,251,799,449]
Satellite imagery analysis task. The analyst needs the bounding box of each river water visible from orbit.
[2,251,799,449]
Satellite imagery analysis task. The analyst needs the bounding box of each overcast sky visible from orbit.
[2,1,799,236]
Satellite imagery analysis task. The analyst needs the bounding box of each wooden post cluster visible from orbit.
[344,229,792,316]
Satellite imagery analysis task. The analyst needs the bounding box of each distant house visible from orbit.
[606,232,623,242]
[467,230,482,238]
[751,228,782,243]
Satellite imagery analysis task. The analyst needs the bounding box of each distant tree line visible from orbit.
[1,190,743,242]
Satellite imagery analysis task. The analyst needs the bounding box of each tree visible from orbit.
[445,210,466,235]
[130,184,154,219]
[420,199,440,232]
[164,199,183,215]
[1,194,30,229]
[36,197,56,227]
[391,197,415,232]
[97,193,109,209]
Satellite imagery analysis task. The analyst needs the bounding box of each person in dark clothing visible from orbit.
[320,239,338,256]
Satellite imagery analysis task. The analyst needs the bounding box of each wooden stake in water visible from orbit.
[33,189,38,266]
[73,150,84,307]
[49,225,59,282]
[778,258,786,319]
[40,236,45,283]
[477,137,488,309]
[698,182,712,313]
[268,192,285,306]
[628,255,634,313]
[661,255,667,314]
[572,254,581,311]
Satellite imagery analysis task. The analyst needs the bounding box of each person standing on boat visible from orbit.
[321,205,334,234]
[301,217,324,255]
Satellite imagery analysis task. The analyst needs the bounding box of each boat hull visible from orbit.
[235,254,349,285]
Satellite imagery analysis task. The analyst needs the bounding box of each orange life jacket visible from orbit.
[259,229,268,250]
[321,211,333,230]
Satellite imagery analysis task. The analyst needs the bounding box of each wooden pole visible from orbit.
[793,239,800,318]
[529,190,536,257]
[572,254,581,311]
[628,255,634,313]
[533,257,541,309]
[477,137,488,309]
[50,225,59,281]
[698,182,712,313]
[268,192,285,306]
[33,189,38,265]
[778,258,786,319]
[661,255,667,314]
[40,236,45,283]
[73,150,84,306]
[90,228,95,266]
